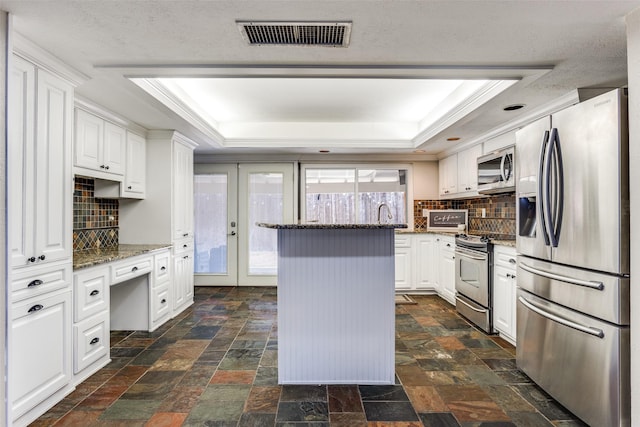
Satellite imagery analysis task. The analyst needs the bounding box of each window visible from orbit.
[302,165,410,225]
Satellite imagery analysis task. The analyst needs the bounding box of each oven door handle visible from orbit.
[455,249,486,261]
[519,262,604,291]
[455,295,487,313]
[518,296,604,339]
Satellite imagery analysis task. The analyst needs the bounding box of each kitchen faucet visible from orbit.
[377,203,393,224]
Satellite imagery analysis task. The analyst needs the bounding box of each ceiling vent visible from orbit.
[237,21,352,47]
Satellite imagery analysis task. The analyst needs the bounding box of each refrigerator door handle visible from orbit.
[519,261,605,290]
[518,295,605,338]
[538,130,551,246]
[549,128,564,247]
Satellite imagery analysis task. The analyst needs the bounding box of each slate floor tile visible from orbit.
[33,289,582,427]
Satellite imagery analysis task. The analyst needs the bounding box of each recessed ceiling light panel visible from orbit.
[237,21,352,47]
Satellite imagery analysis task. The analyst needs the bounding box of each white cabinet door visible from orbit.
[10,291,72,420]
[10,59,73,269]
[172,142,194,240]
[122,131,146,198]
[102,121,126,175]
[73,266,109,323]
[457,145,483,193]
[394,246,413,290]
[74,108,103,171]
[438,155,457,197]
[493,246,517,343]
[35,68,73,266]
[437,236,456,304]
[414,235,436,290]
[8,56,36,268]
[173,254,187,311]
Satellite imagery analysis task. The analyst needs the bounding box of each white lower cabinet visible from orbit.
[74,311,109,373]
[395,233,451,298]
[173,239,194,316]
[493,245,517,344]
[436,235,456,305]
[10,290,73,426]
[72,265,111,385]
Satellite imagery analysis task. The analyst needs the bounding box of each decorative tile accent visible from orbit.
[414,194,516,239]
[73,176,119,250]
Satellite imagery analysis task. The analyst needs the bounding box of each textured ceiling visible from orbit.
[2,0,638,155]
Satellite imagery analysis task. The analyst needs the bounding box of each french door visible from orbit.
[194,163,295,286]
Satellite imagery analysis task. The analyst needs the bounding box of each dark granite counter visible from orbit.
[257,223,407,229]
[73,244,172,270]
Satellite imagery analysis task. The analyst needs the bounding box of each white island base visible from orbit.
[268,225,403,385]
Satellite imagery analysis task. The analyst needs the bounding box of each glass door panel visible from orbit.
[238,163,294,286]
[194,164,238,286]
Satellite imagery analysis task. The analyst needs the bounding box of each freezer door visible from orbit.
[516,289,630,427]
[517,255,629,325]
[515,116,552,261]
[549,89,629,275]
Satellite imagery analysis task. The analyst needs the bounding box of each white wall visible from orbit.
[626,7,640,424]
[412,161,439,199]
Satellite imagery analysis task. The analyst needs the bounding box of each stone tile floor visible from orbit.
[32,287,587,426]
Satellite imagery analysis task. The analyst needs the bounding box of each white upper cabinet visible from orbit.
[457,144,483,193]
[9,55,73,269]
[438,154,457,197]
[439,144,483,198]
[74,108,125,179]
[121,131,146,198]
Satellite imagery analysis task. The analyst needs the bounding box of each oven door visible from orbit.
[454,246,489,307]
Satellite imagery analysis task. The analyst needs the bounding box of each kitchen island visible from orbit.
[258,223,407,385]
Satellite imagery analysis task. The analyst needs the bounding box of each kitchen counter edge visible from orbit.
[257,223,408,229]
[73,244,173,270]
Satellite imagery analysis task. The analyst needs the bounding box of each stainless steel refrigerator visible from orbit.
[515,88,630,427]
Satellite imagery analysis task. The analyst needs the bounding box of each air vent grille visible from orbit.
[237,21,351,47]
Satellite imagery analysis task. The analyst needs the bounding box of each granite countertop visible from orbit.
[73,244,172,270]
[396,229,516,247]
[257,223,408,229]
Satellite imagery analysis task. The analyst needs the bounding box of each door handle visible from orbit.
[229,231,236,236]
[519,262,604,290]
[518,296,604,338]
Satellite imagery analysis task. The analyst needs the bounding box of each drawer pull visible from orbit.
[27,279,43,288]
[28,304,43,313]
[90,290,100,296]
[183,244,188,248]
[160,266,166,271]
[127,186,132,190]
[183,233,188,237]
[90,337,100,345]
[132,266,138,272]
[183,255,189,259]
[161,298,167,304]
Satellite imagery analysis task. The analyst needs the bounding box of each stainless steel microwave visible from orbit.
[477,146,515,194]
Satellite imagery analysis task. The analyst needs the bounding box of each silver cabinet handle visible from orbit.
[519,262,604,290]
[455,295,486,313]
[518,295,604,338]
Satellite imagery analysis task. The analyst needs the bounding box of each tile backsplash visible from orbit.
[73,176,119,251]
[414,194,516,239]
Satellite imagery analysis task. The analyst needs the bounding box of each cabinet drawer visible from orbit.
[394,235,412,248]
[152,283,171,323]
[110,255,152,285]
[73,311,109,373]
[174,238,194,255]
[73,266,109,322]
[494,246,517,269]
[11,262,71,302]
[154,250,171,285]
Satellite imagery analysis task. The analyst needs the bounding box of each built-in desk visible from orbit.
[259,223,407,385]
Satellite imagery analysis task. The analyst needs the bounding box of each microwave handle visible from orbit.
[500,154,507,182]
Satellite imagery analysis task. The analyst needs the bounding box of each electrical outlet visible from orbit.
[481,208,486,218]
[422,209,429,217]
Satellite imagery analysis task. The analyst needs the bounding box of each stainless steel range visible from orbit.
[454,234,493,334]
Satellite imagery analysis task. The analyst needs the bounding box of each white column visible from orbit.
[626,7,640,425]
